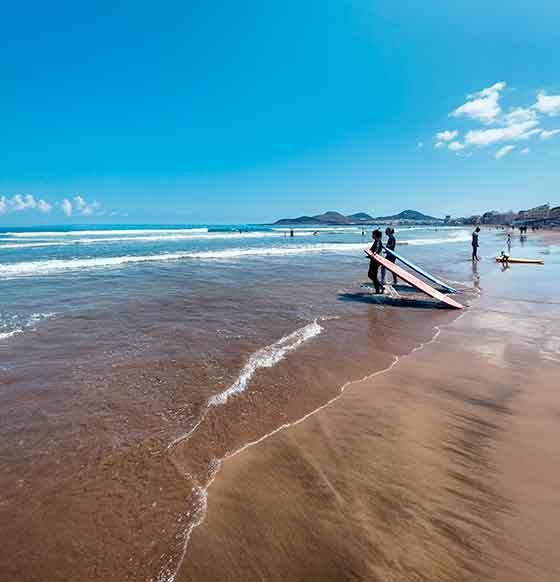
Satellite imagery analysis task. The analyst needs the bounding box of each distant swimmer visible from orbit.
[367,229,384,294]
[472,226,481,261]
[313,231,319,236]
[290,228,294,238]
[381,227,398,285]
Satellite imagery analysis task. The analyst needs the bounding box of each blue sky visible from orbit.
[1,0,559,225]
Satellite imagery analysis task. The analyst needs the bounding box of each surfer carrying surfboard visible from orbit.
[381,227,398,285]
[367,229,384,294]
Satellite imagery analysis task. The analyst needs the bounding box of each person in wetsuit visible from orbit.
[381,227,398,285]
[472,226,481,261]
[368,229,384,294]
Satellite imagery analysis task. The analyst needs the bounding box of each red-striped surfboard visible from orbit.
[365,250,463,309]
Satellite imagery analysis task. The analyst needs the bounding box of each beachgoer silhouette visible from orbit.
[472,226,481,261]
[368,229,384,294]
[380,227,398,285]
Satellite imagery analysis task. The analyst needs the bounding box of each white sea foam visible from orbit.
[0,228,209,238]
[402,234,471,245]
[0,244,369,278]
[272,226,361,232]
[209,321,323,406]
[0,312,55,341]
[0,231,315,249]
[0,242,67,249]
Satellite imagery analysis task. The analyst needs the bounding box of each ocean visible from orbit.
[0,223,516,581]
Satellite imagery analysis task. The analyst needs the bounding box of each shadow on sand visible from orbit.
[338,292,453,310]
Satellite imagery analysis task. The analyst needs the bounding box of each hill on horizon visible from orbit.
[273,209,440,225]
[373,209,442,222]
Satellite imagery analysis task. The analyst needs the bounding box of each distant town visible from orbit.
[274,203,560,228]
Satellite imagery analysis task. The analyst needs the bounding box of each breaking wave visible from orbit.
[0,244,368,278]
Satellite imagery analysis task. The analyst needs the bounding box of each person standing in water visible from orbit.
[368,229,384,294]
[381,227,398,285]
[472,226,481,261]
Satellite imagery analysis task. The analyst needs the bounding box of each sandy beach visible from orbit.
[176,237,560,582]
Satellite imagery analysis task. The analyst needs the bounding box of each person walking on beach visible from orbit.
[472,226,481,261]
[368,229,384,294]
[507,232,512,252]
[381,227,398,285]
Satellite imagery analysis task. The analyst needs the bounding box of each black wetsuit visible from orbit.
[472,231,479,260]
[368,239,384,293]
[386,233,396,263]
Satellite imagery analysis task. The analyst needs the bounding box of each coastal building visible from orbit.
[481,210,516,225]
[515,204,550,224]
[548,206,560,225]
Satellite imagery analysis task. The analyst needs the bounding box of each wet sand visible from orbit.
[179,292,560,581]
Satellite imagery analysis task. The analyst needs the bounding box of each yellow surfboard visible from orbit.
[495,257,544,264]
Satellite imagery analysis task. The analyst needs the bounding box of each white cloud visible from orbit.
[72,194,100,216]
[61,199,73,217]
[520,147,530,155]
[448,141,465,151]
[73,195,86,209]
[434,141,445,149]
[0,193,104,218]
[495,145,515,159]
[451,81,506,124]
[464,120,539,147]
[540,129,560,140]
[81,202,100,216]
[11,194,37,211]
[436,130,458,142]
[37,199,52,213]
[535,92,560,116]
[505,107,536,125]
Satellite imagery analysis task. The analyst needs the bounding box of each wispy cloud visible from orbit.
[448,141,465,151]
[464,120,539,147]
[495,145,515,159]
[540,128,560,140]
[436,130,458,142]
[520,147,530,155]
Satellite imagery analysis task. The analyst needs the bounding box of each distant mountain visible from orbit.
[312,211,351,224]
[374,209,442,222]
[273,209,441,225]
[347,212,374,222]
[273,210,375,225]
